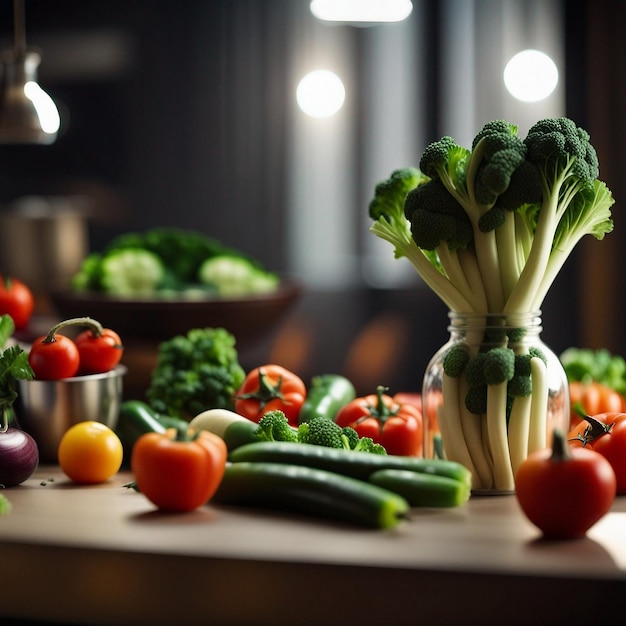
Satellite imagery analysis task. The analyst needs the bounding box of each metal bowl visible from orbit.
[15,366,127,462]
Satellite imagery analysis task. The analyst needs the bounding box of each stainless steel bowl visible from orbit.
[15,365,127,462]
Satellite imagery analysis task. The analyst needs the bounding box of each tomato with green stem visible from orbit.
[568,412,626,494]
[235,365,306,427]
[0,275,34,330]
[131,426,227,512]
[516,429,616,539]
[334,386,423,456]
[28,333,80,380]
[75,325,124,374]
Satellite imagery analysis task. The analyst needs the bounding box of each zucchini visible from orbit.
[228,441,472,487]
[116,400,167,463]
[213,461,409,529]
[298,374,356,424]
[369,469,471,508]
[189,408,259,451]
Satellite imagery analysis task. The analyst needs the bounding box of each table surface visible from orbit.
[2,465,626,626]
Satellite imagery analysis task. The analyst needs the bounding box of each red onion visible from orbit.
[0,427,39,487]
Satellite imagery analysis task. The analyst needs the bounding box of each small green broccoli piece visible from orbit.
[483,347,516,385]
[340,425,360,450]
[146,327,245,419]
[99,248,166,297]
[508,374,532,398]
[70,253,104,292]
[297,417,345,449]
[419,136,470,191]
[465,352,487,388]
[198,255,279,297]
[477,205,506,233]
[498,160,543,211]
[465,385,488,415]
[404,178,473,251]
[354,436,387,455]
[529,346,547,366]
[255,410,298,442]
[443,344,470,378]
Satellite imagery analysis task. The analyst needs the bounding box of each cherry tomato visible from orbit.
[28,334,80,380]
[235,365,306,427]
[568,412,626,494]
[516,429,616,539]
[131,428,227,512]
[335,386,423,456]
[75,327,124,374]
[58,421,123,484]
[568,381,625,430]
[0,275,34,330]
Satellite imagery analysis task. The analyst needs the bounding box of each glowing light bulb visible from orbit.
[310,0,413,24]
[296,70,346,118]
[504,49,559,103]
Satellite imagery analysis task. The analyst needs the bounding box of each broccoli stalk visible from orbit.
[370,117,615,491]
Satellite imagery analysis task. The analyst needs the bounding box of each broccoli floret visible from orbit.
[419,137,470,192]
[255,410,298,442]
[498,160,543,211]
[529,346,547,366]
[99,248,166,297]
[340,425,360,450]
[508,374,532,398]
[297,417,345,449]
[353,436,387,455]
[443,344,470,378]
[198,255,279,297]
[70,252,104,292]
[483,347,516,385]
[146,327,245,419]
[404,178,473,251]
[478,205,506,233]
[465,352,487,388]
[465,385,487,415]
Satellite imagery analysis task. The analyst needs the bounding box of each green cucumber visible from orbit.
[213,461,409,529]
[298,374,356,424]
[116,400,167,463]
[222,420,259,451]
[369,469,471,508]
[228,441,472,487]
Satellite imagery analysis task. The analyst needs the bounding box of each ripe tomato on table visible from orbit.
[516,429,616,539]
[0,275,34,330]
[75,326,124,374]
[235,364,306,427]
[131,427,227,512]
[568,381,625,430]
[335,386,422,456]
[568,412,626,494]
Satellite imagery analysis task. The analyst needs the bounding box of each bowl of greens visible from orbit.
[50,228,302,345]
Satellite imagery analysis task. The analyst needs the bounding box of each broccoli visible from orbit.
[464,385,487,415]
[560,347,626,395]
[146,327,246,419]
[255,410,298,442]
[198,255,279,297]
[296,416,387,454]
[98,248,166,297]
[442,344,470,378]
[482,347,515,385]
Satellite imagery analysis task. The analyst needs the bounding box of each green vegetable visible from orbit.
[0,315,34,415]
[0,493,11,515]
[198,256,279,297]
[369,117,615,492]
[256,410,298,443]
[297,374,356,424]
[189,408,260,451]
[146,327,246,420]
[297,417,386,454]
[71,227,278,298]
[115,400,167,463]
[213,461,409,529]
[228,441,472,486]
[560,347,626,395]
[369,468,471,508]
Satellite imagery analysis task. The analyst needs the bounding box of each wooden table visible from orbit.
[1,465,625,626]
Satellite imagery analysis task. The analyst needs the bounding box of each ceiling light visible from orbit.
[310,0,413,25]
[0,0,60,144]
[504,49,559,103]
[296,70,346,118]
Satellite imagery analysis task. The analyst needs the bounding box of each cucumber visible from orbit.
[213,461,409,529]
[298,374,356,424]
[189,409,259,451]
[228,441,472,487]
[369,469,471,508]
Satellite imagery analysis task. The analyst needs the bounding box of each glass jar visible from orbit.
[422,311,569,494]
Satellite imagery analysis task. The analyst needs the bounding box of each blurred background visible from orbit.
[0,0,623,395]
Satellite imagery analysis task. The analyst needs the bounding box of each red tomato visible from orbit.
[568,412,626,494]
[516,429,616,539]
[335,386,422,456]
[131,428,227,512]
[235,365,306,427]
[28,334,80,380]
[0,275,34,330]
[568,381,625,430]
[75,327,124,374]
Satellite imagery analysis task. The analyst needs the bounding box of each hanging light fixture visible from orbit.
[0,0,60,144]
